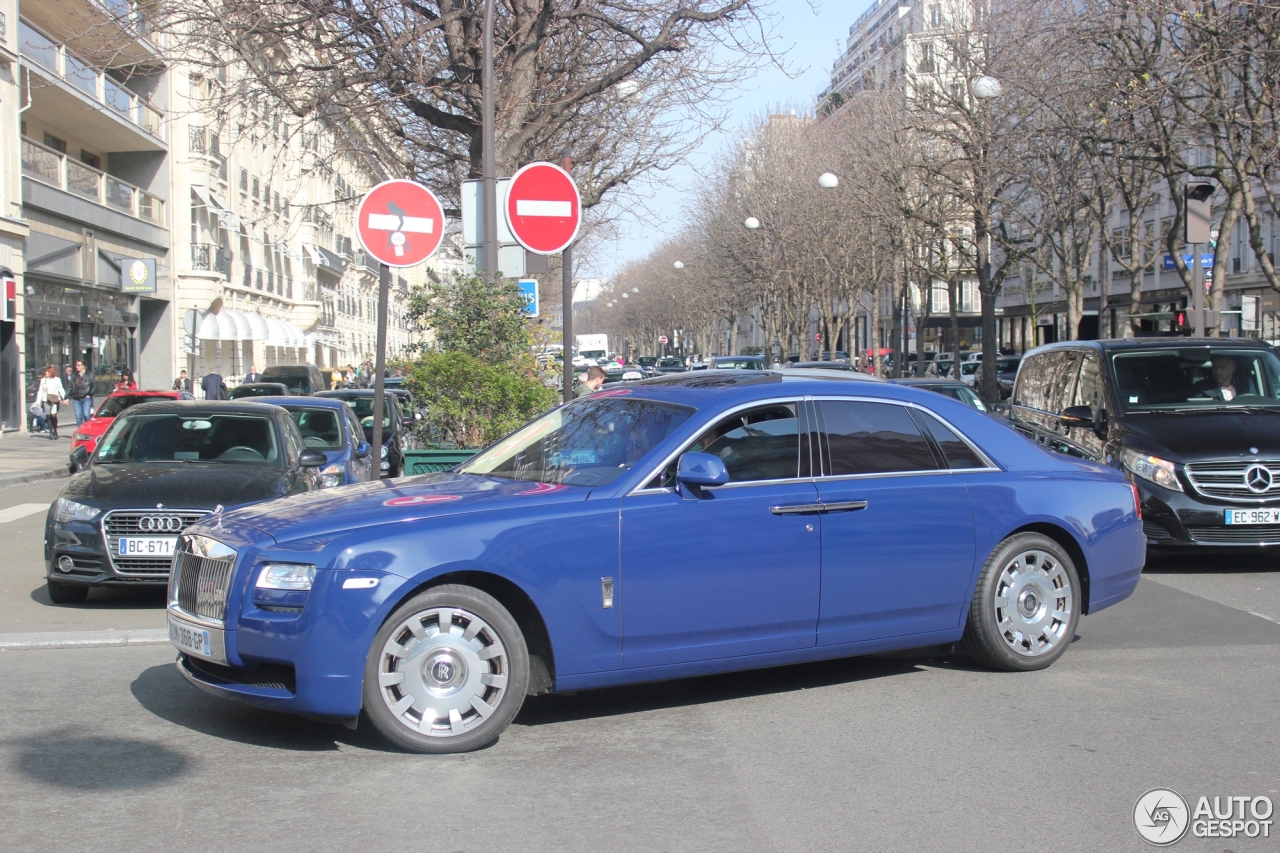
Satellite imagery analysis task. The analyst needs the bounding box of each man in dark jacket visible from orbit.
[244,364,263,383]
[173,369,193,393]
[67,360,94,426]
[201,367,227,400]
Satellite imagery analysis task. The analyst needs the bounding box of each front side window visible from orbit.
[644,401,804,488]
[96,414,280,465]
[1074,353,1106,414]
[290,408,344,449]
[819,400,939,475]
[462,397,696,487]
[1110,347,1280,412]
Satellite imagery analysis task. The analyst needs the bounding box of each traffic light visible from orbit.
[1175,309,1188,331]
[1184,182,1213,244]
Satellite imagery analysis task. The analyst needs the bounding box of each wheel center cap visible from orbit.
[1018,588,1040,618]
[422,651,466,692]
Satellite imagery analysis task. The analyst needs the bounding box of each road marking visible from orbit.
[0,628,169,650]
[1248,611,1277,624]
[515,199,572,217]
[366,214,433,233]
[0,503,46,524]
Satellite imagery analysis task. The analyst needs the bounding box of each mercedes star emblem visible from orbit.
[1244,464,1273,493]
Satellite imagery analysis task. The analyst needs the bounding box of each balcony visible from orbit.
[190,242,228,277]
[19,21,165,147]
[22,136,164,225]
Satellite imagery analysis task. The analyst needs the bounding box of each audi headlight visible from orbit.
[73,433,93,442]
[320,464,344,489]
[256,563,317,591]
[1121,448,1183,492]
[380,444,388,459]
[54,498,99,524]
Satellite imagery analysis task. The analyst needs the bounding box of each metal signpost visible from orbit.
[1185,182,1214,337]
[355,180,446,463]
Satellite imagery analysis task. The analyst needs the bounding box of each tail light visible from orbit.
[1131,483,1142,521]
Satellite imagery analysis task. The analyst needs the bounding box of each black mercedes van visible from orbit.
[1009,338,1280,550]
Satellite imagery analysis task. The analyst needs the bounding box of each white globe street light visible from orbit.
[621,293,629,298]
[673,261,684,269]
[632,287,639,293]
[972,75,1003,100]
[818,172,839,189]
[744,217,760,230]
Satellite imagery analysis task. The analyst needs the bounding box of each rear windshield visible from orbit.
[230,384,287,398]
[262,369,310,394]
[97,414,280,465]
[94,394,163,419]
[1111,348,1280,412]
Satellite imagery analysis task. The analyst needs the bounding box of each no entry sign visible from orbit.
[356,179,445,268]
[505,162,581,255]
[659,335,668,344]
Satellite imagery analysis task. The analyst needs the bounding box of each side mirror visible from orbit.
[355,441,372,458]
[677,452,730,489]
[991,401,1010,416]
[69,446,90,472]
[1060,405,1094,428]
[299,449,327,468]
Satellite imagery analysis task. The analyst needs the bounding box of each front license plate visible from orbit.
[169,615,211,657]
[118,537,177,557]
[1224,509,1280,525]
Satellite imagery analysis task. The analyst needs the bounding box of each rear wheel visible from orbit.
[46,578,88,604]
[363,584,529,753]
[961,533,1080,672]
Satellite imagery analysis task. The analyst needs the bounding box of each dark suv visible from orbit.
[1009,338,1280,550]
[261,364,328,395]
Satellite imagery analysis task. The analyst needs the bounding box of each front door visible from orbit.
[621,400,822,669]
[813,399,978,647]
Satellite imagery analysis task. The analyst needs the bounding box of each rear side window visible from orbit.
[1015,351,1081,413]
[913,411,987,470]
[1014,355,1050,409]
[818,400,939,475]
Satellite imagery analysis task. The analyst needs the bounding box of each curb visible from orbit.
[0,628,169,650]
[0,467,69,489]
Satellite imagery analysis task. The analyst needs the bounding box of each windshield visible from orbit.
[997,358,1021,374]
[932,385,988,411]
[960,362,979,376]
[334,396,397,431]
[658,358,683,368]
[580,350,606,361]
[638,357,656,366]
[1111,348,1280,413]
[97,413,281,464]
[713,358,763,369]
[263,371,309,394]
[94,394,162,419]
[459,397,696,486]
[287,407,345,449]
[230,384,286,399]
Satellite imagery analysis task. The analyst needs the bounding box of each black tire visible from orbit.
[363,584,529,753]
[47,578,89,604]
[960,532,1081,672]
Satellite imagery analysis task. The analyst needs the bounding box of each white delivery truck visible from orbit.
[574,334,609,365]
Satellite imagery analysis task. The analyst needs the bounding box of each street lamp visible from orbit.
[621,293,629,299]
[744,217,760,230]
[631,287,639,293]
[818,172,839,189]
[673,261,684,270]
[971,75,1003,100]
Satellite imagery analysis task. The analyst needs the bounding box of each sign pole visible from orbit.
[561,152,574,404]
[371,263,390,462]
[481,0,498,276]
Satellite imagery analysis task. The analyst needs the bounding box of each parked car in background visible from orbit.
[708,355,766,370]
[254,396,375,487]
[888,378,997,414]
[973,356,1022,399]
[261,364,328,395]
[229,382,293,400]
[316,390,406,478]
[1009,338,1280,551]
[167,370,1143,753]
[49,401,325,603]
[656,357,687,374]
[636,356,659,377]
[784,361,858,372]
[70,389,196,460]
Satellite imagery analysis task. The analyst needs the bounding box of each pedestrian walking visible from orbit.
[201,367,227,400]
[173,369,193,393]
[67,359,94,426]
[115,369,137,392]
[36,366,66,440]
[244,364,263,383]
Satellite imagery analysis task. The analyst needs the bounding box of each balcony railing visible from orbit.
[22,136,165,225]
[19,21,165,142]
[191,242,228,276]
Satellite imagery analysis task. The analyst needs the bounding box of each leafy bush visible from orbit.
[405,350,557,449]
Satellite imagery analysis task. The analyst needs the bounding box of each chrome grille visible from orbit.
[1184,460,1280,503]
[169,535,237,623]
[1187,526,1280,544]
[102,510,211,576]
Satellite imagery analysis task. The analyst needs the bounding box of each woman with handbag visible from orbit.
[36,365,66,441]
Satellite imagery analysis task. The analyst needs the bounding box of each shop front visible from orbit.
[23,280,138,401]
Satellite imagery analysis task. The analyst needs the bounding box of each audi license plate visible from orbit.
[1224,509,1280,525]
[118,536,176,557]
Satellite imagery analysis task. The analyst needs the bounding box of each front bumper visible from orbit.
[46,520,170,587]
[1138,479,1280,549]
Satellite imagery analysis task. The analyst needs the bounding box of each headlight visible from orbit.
[256,563,317,591]
[1121,448,1183,492]
[54,498,99,524]
[73,433,93,442]
[320,464,344,489]
[380,444,389,459]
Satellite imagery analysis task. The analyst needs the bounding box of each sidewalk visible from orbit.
[0,430,73,488]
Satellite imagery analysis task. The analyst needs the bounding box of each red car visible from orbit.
[70,390,195,457]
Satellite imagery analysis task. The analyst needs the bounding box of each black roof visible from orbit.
[1030,337,1272,355]
[316,389,397,398]
[111,400,287,416]
[888,378,971,388]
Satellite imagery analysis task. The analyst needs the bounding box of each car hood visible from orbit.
[61,462,291,510]
[76,417,114,437]
[1119,410,1280,462]
[222,472,591,542]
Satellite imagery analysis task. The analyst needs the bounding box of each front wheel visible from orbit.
[960,533,1080,672]
[363,584,529,753]
[47,578,89,604]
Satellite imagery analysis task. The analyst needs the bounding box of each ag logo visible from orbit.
[1134,788,1190,845]
[128,260,149,286]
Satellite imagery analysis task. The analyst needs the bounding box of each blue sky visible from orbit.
[581,0,859,280]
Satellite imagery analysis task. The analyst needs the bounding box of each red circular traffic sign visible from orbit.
[356,180,445,268]
[505,162,581,255]
[659,335,668,344]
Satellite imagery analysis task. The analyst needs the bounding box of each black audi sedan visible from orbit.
[45,401,325,603]
[1007,338,1280,550]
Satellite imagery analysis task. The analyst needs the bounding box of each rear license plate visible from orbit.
[1224,509,1280,525]
[169,615,211,657]
[118,537,176,557]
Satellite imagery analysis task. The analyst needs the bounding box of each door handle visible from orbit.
[770,501,868,515]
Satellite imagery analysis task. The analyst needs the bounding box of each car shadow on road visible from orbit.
[130,663,393,753]
[29,582,167,609]
[5,731,189,790]
[514,654,926,728]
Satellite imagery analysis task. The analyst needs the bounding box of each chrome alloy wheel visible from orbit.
[376,606,510,738]
[992,549,1074,657]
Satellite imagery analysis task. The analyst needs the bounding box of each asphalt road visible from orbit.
[2,483,1279,850]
